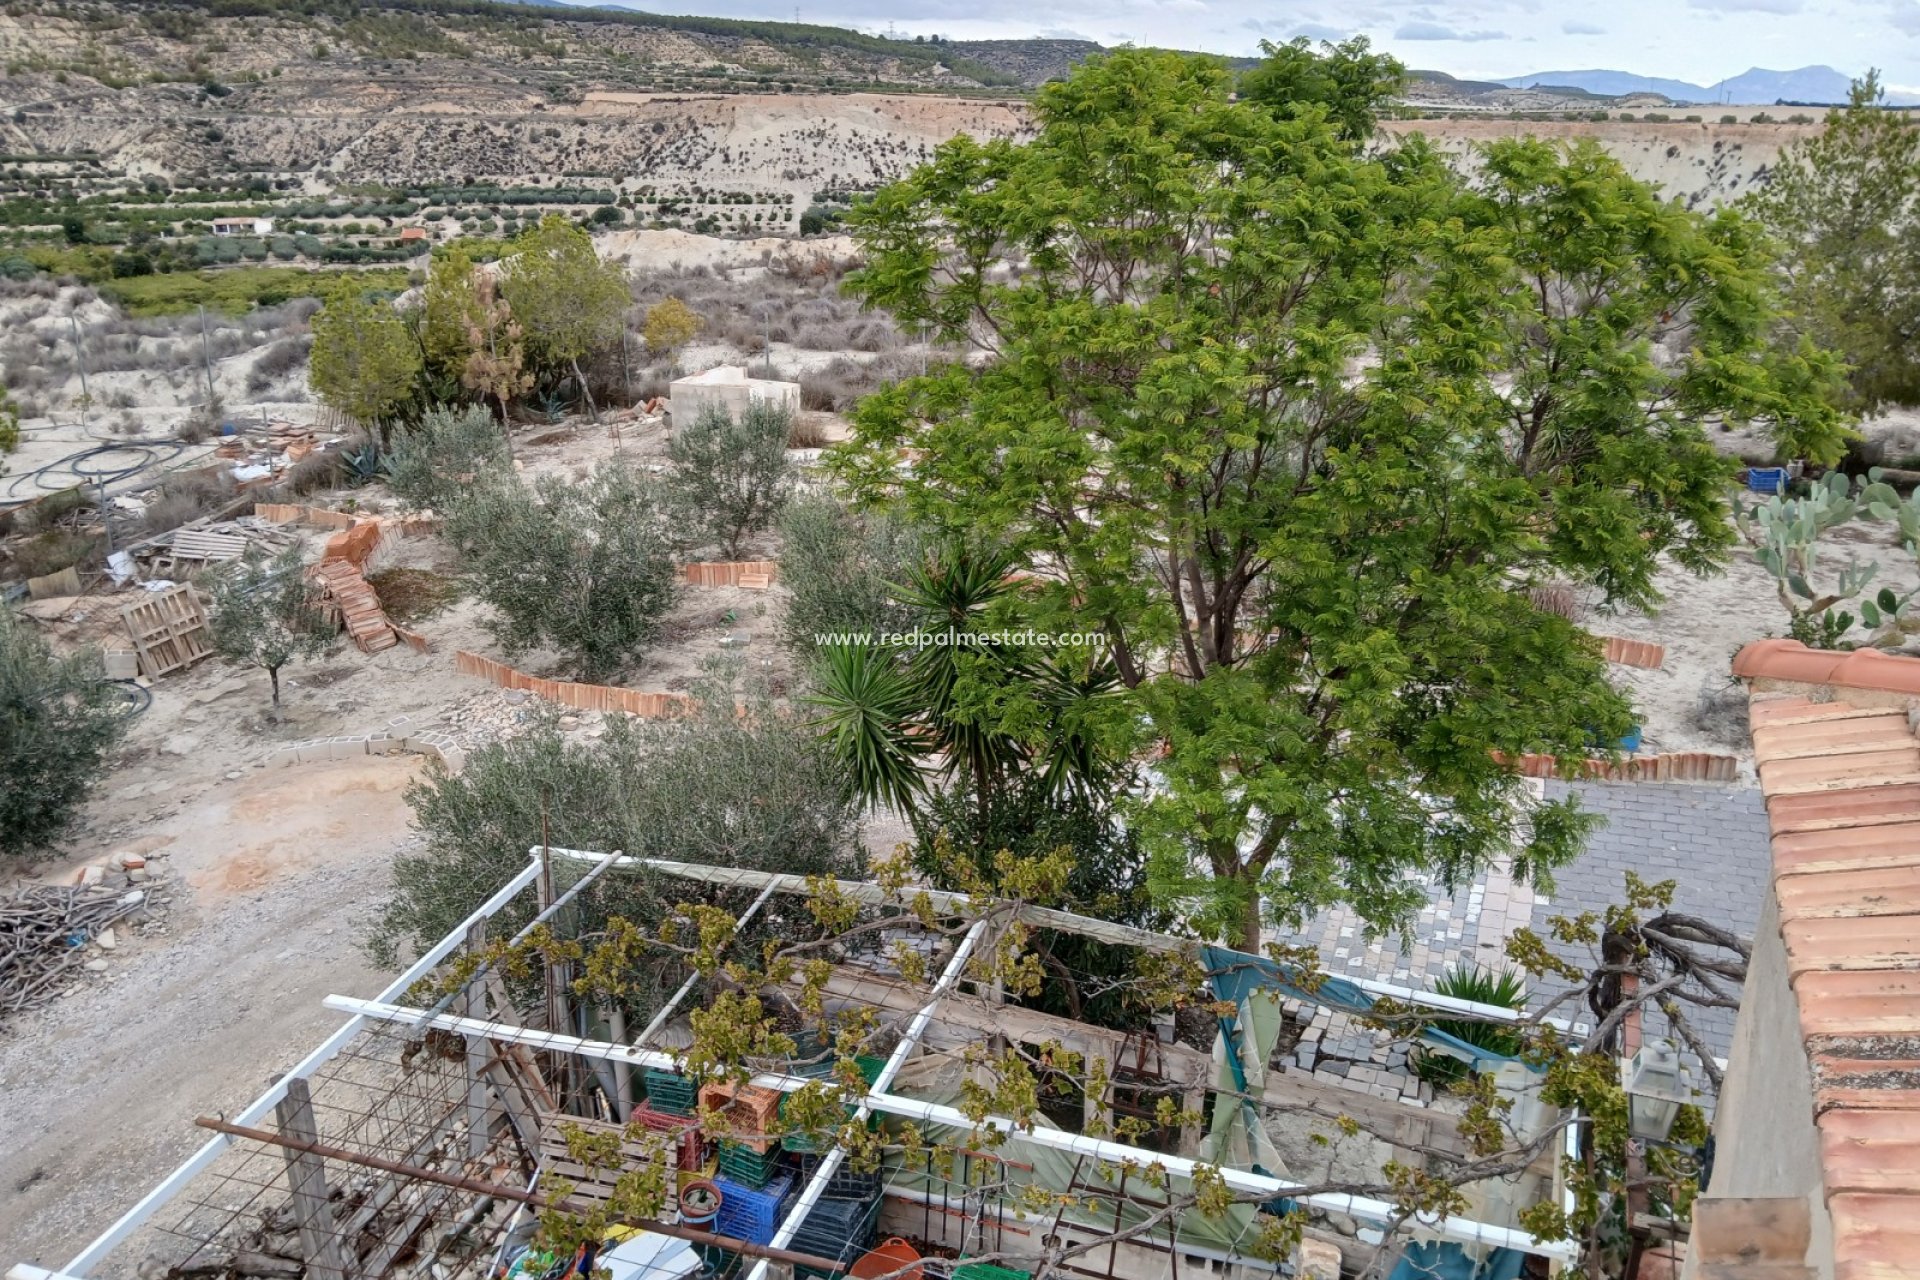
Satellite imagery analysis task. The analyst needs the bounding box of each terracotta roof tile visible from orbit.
[1829,1193,1920,1278]
[1773,824,1920,877]
[1757,747,1920,794]
[1792,970,1920,1037]
[1744,654,1920,1275]
[1775,865,1920,916]
[1782,916,1920,978]
[1765,783,1920,834]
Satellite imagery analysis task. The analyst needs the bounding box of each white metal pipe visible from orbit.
[631,882,780,1051]
[58,860,545,1277]
[322,995,1577,1263]
[746,919,992,1280]
[611,855,1551,1028]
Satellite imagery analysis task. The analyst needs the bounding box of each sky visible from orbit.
[553,0,1920,93]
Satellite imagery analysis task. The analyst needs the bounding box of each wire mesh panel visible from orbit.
[126,1017,532,1280]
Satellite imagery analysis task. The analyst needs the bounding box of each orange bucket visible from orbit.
[849,1238,924,1280]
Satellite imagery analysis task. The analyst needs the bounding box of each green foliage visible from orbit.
[1749,72,1920,413]
[912,775,1171,1027]
[449,462,679,682]
[308,279,423,427]
[1237,36,1403,142]
[497,214,630,393]
[666,400,793,558]
[384,403,509,512]
[836,48,1839,947]
[98,266,411,317]
[1736,470,1882,645]
[419,243,485,392]
[641,296,702,355]
[805,544,1125,814]
[1409,964,1529,1088]
[0,385,18,475]
[776,492,922,657]
[0,610,128,863]
[206,547,337,706]
[366,678,862,985]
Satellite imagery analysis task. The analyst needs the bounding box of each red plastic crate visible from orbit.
[630,1100,708,1171]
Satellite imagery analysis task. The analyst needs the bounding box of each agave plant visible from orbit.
[1410,963,1529,1089]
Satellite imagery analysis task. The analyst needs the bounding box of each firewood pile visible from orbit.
[0,883,151,1024]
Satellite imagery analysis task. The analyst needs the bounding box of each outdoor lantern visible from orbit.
[1620,1039,1691,1142]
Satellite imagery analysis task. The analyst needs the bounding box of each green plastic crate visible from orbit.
[953,1263,1030,1280]
[644,1069,698,1116]
[717,1140,782,1187]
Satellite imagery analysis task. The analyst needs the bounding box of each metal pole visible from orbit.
[67,314,90,430]
[197,305,216,406]
[189,1116,850,1273]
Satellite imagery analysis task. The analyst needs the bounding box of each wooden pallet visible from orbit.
[120,585,212,677]
[537,1114,673,1207]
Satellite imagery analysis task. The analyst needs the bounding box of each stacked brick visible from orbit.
[311,559,398,653]
[453,650,698,718]
[682,560,778,588]
[270,715,463,772]
[1599,635,1666,669]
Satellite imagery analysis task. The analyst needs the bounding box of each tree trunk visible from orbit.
[571,356,599,423]
[1239,889,1263,955]
[268,664,282,707]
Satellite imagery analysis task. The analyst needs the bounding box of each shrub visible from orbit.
[449,462,679,682]
[0,611,128,863]
[383,404,508,511]
[666,399,792,559]
[12,529,100,579]
[1720,114,1738,124]
[777,493,921,657]
[364,676,861,983]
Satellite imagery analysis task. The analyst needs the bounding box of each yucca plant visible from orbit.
[804,640,928,815]
[1409,963,1529,1089]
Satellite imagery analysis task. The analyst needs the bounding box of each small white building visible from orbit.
[667,365,801,425]
[210,216,274,237]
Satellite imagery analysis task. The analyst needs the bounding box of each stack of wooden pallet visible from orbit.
[310,559,397,653]
[119,585,212,677]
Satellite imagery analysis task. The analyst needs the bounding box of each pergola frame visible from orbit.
[8,848,1579,1280]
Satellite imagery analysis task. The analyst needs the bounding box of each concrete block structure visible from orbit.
[667,366,800,425]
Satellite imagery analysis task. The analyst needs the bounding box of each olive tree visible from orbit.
[449,462,678,682]
[205,547,337,707]
[666,400,792,558]
[0,610,127,862]
[385,404,511,513]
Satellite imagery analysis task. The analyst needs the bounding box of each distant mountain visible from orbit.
[1496,64,1899,105]
[1496,69,1705,100]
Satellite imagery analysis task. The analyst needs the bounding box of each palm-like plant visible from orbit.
[804,640,927,814]
[806,539,1126,817]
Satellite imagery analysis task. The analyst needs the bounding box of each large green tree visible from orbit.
[834,48,1848,948]
[308,280,422,430]
[1749,72,1920,414]
[498,214,630,418]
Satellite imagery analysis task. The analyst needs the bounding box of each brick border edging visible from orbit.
[681,560,777,587]
[1505,751,1741,783]
[453,650,697,718]
[269,715,464,772]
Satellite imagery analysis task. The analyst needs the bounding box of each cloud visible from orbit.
[1892,0,1920,34]
[1393,19,1507,40]
[1686,0,1803,11]
[1562,20,1606,33]
[1242,18,1350,39]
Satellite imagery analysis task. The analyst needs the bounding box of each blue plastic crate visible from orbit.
[714,1172,795,1245]
[1746,467,1787,495]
